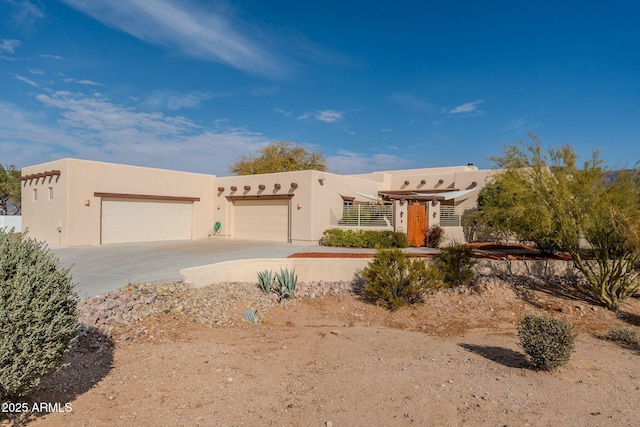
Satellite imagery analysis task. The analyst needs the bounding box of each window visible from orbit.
[33,189,37,201]
[341,196,355,209]
[49,187,54,200]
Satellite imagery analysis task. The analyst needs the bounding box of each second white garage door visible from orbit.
[101,199,193,244]
[233,199,289,242]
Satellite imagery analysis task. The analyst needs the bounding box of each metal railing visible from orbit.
[331,205,394,227]
[440,205,461,227]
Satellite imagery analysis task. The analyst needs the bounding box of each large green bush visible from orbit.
[437,244,476,287]
[0,230,78,399]
[518,314,576,371]
[362,248,443,310]
[319,228,407,248]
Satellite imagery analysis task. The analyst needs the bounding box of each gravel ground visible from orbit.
[76,279,365,342]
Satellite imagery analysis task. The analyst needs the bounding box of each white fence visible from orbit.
[330,205,394,227]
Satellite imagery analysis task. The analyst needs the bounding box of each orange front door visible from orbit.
[407,202,427,247]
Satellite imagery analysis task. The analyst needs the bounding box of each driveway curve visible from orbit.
[51,239,320,299]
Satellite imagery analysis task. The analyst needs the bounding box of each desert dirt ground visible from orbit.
[3,248,640,427]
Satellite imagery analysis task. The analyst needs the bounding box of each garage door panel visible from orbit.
[102,199,192,244]
[234,200,289,242]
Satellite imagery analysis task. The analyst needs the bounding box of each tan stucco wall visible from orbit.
[214,170,397,244]
[22,159,216,246]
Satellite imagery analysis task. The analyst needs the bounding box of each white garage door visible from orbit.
[234,199,289,242]
[101,199,193,244]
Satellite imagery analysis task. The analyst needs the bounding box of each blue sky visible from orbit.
[1,0,639,175]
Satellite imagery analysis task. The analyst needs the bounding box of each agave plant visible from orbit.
[275,268,297,300]
[257,270,274,294]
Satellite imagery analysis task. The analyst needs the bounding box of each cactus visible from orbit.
[275,268,297,300]
[257,270,274,294]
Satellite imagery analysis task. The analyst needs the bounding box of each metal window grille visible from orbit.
[331,204,393,227]
[440,205,461,227]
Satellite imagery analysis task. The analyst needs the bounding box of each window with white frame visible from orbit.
[48,187,54,200]
[33,189,38,201]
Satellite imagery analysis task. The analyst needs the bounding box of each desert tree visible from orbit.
[485,133,640,311]
[0,164,21,215]
[229,141,327,175]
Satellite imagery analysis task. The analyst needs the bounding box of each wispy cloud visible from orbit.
[506,118,526,130]
[449,100,484,116]
[504,117,540,133]
[40,54,64,60]
[1,92,272,174]
[298,109,344,123]
[327,150,408,174]
[0,39,20,53]
[275,108,293,118]
[63,78,105,86]
[60,0,285,76]
[15,74,38,87]
[316,110,344,123]
[144,90,216,110]
[6,1,44,26]
[388,93,437,113]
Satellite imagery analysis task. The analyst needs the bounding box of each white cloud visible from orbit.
[327,150,408,174]
[449,100,484,115]
[0,39,20,53]
[0,92,272,174]
[15,74,38,87]
[40,54,64,60]
[297,109,344,123]
[316,110,344,123]
[144,90,215,110]
[63,78,105,86]
[59,0,285,76]
[76,79,104,86]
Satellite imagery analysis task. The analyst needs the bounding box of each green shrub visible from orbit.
[425,225,444,248]
[0,230,78,399]
[437,244,476,287]
[602,327,639,346]
[319,228,407,248]
[362,248,443,310]
[518,314,576,371]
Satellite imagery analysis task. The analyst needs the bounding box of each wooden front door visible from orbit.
[407,202,427,247]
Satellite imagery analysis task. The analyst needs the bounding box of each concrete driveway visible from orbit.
[50,239,320,299]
